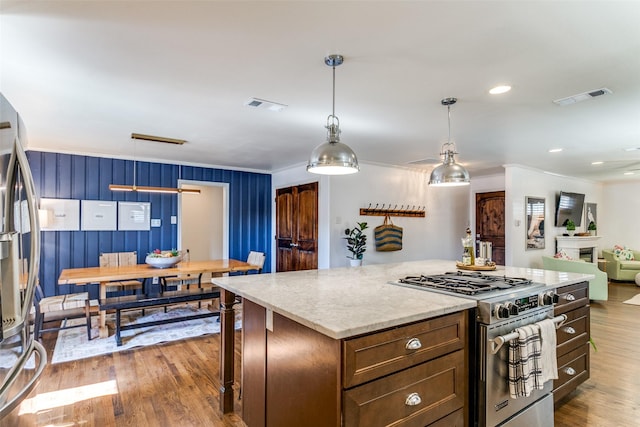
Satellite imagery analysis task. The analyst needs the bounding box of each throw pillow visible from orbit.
[613,245,635,261]
[620,249,635,261]
[554,249,573,260]
[613,245,625,258]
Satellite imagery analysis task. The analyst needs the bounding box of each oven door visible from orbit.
[478,308,554,427]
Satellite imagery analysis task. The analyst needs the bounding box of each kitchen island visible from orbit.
[212,260,594,426]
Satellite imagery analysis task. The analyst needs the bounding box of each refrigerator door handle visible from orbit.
[3,138,41,333]
[0,340,47,418]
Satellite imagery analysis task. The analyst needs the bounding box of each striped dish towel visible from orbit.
[508,324,544,398]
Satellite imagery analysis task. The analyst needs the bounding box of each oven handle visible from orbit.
[489,314,567,355]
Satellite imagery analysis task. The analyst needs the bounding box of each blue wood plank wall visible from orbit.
[27,151,272,298]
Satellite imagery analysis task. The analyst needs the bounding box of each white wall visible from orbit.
[505,165,603,268]
[601,181,640,252]
[273,162,471,270]
[328,163,469,268]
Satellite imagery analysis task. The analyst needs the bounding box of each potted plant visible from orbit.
[344,222,368,266]
[565,219,576,236]
[588,221,597,236]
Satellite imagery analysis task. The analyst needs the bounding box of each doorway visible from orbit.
[178,180,229,270]
[476,191,506,266]
[275,182,318,272]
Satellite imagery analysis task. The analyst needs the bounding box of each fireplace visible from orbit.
[556,236,601,263]
[579,247,595,263]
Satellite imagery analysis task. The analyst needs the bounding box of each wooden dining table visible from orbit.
[58,259,255,338]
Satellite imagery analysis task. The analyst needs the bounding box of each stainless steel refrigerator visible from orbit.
[0,93,46,417]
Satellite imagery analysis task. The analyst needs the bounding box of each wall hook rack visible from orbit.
[359,203,426,218]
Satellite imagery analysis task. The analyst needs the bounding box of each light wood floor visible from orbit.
[4,325,246,426]
[554,281,640,427]
[4,282,639,426]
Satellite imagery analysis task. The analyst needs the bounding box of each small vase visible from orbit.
[589,230,596,236]
[567,230,575,236]
[349,259,362,267]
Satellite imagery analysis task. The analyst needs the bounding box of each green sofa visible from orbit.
[542,256,608,301]
[602,249,640,282]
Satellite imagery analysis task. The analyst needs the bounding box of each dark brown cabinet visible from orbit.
[242,299,468,426]
[553,281,590,403]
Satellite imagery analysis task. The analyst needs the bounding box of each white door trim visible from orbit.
[178,180,230,258]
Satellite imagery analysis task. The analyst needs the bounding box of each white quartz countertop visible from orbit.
[212,259,594,340]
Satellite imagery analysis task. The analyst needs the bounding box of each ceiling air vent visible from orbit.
[244,97,287,112]
[553,87,612,106]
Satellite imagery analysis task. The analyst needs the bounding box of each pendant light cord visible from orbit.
[133,136,137,188]
[447,105,451,144]
[332,65,336,120]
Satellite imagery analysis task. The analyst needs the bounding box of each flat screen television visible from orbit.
[555,191,585,227]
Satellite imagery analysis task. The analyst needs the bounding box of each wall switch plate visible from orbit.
[151,219,161,227]
[170,215,177,224]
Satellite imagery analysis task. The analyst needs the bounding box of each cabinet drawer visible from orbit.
[343,311,467,388]
[554,282,589,315]
[343,350,466,427]
[557,305,589,354]
[553,343,590,402]
[430,408,464,427]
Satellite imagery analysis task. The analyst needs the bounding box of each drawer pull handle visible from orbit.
[405,392,422,406]
[405,338,422,350]
[564,367,576,376]
[565,293,576,301]
[562,326,576,334]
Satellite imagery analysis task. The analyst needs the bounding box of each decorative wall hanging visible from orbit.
[40,198,80,231]
[585,202,597,235]
[81,200,117,231]
[118,202,151,231]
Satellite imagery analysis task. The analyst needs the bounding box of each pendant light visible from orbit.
[428,98,471,186]
[108,162,200,194]
[109,134,200,194]
[307,54,359,175]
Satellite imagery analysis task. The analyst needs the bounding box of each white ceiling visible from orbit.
[1,1,639,182]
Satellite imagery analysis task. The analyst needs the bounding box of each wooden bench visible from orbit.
[99,287,221,346]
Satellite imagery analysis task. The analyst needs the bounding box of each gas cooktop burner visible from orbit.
[396,271,534,297]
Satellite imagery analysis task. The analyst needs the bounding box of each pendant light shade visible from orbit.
[307,55,359,175]
[429,98,470,186]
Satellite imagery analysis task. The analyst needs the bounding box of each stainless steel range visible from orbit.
[394,271,544,299]
[391,271,562,427]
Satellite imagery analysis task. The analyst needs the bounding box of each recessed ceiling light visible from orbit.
[548,148,563,153]
[624,171,635,176]
[489,85,511,95]
[591,161,603,165]
[624,147,640,152]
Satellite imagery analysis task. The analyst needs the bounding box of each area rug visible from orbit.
[622,294,640,306]
[0,335,36,370]
[51,305,241,364]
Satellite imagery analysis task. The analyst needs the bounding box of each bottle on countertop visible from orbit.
[461,227,475,266]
